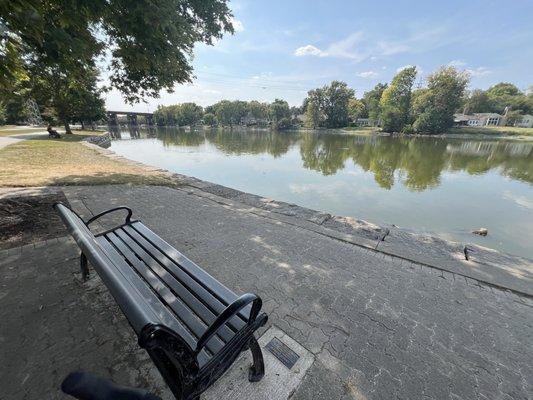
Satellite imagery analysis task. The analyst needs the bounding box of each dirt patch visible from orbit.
[0,193,69,249]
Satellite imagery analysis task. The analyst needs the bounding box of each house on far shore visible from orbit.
[454,113,503,127]
[514,114,533,128]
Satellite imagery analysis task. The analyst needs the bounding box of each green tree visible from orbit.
[269,99,290,125]
[203,113,217,126]
[412,66,469,134]
[29,64,105,133]
[1,0,234,101]
[213,100,247,126]
[304,89,323,128]
[176,102,203,126]
[247,100,269,123]
[303,81,354,128]
[485,83,529,114]
[322,81,355,128]
[486,83,520,97]
[380,66,417,132]
[347,98,366,123]
[462,89,490,114]
[362,83,387,123]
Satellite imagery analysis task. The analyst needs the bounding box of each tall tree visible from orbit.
[412,66,469,134]
[362,83,387,123]
[380,66,417,132]
[322,81,355,128]
[30,64,105,132]
[304,89,324,128]
[463,89,490,114]
[347,98,366,123]
[1,0,234,126]
[269,99,290,123]
[176,103,203,126]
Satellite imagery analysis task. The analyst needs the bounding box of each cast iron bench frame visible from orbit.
[54,202,268,400]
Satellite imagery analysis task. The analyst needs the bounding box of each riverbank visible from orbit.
[1,183,531,399]
[0,130,177,187]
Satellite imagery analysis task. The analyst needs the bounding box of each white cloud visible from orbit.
[376,40,410,56]
[231,18,244,32]
[447,59,467,67]
[465,66,491,77]
[294,44,326,57]
[357,70,378,78]
[325,32,366,60]
[293,27,445,63]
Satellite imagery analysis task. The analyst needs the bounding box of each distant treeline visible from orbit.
[154,99,302,130]
[153,66,532,134]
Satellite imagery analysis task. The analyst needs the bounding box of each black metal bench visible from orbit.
[54,203,268,400]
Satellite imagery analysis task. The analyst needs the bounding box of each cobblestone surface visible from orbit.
[1,184,532,399]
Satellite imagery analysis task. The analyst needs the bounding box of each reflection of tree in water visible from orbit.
[156,127,206,147]
[204,129,295,157]
[300,133,352,176]
[299,134,532,190]
[114,126,532,190]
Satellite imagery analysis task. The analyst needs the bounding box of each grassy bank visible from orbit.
[448,126,533,137]
[340,126,380,135]
[0,132,178,187]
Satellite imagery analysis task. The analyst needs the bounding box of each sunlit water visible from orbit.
[109,126,533,259]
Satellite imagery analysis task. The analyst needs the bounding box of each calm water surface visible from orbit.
[109,127,533,259]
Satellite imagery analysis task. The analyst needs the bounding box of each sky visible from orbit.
[104,0,533,112]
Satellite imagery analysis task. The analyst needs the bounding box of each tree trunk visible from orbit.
[64,121,73,134]
[81,121,85,130]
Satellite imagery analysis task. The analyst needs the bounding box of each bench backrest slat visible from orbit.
[54,203,163,335]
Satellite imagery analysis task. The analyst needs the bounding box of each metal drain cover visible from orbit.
[265,337,300,369]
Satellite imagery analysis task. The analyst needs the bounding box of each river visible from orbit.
[108,126,533,259]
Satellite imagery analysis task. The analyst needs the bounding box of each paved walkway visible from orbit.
[0,131,47,149]
[1,185,532,399]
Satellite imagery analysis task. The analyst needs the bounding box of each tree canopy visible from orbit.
[412,67,468,134]
[0,0,234,101]
[379,66,417,132]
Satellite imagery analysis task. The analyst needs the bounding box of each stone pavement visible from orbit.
[1,184,532,399]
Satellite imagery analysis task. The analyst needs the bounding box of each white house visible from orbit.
[514,114,533,128]
[454,113,504,127]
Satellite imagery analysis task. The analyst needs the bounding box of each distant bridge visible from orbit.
[106,110,154,125]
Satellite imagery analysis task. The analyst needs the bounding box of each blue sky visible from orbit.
[106,0,533,111]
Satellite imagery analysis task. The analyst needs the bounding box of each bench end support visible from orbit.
[248,336,265,382]
[80,253,89,281]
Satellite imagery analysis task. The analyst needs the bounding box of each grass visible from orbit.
[448,125,533,137]
[341,126,380,135]
[0,132,178,187]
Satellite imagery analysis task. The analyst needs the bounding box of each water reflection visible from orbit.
[112,127,533,190]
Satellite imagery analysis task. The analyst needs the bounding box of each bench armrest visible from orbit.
[195,293,262,355]
[86,206,133,227]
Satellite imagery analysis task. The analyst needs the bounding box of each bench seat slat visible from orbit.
[129,222,251,324]
[96,236,212,365]
[103,232,225,356]
[117,226,245,332]
[112,228,237,344]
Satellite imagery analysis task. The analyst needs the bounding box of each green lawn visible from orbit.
[449,126,533,137]
[0,132,178,187]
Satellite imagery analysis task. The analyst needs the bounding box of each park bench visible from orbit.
[54,203,268,400]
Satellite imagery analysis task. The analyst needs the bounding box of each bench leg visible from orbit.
[80,253,89,281]
[248,336,265,382]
